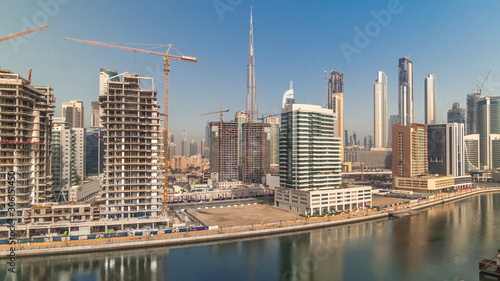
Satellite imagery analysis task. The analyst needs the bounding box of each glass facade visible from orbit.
[85,127,105,176]
[279,104,341,190]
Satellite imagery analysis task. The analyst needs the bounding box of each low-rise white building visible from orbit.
[275,185,372,215]
[393,175,472,193]
[215,181,243,189]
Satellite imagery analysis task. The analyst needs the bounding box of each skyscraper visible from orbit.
[98,69,164,219]
[200,138,208,158]
[466,92,484,135]
[246,8,258,122]
[489,135,500,169]
[275,104,370,215]
[169,143,177,160]
[447,102,466,124]
[464,134,480,172]
[374,71,388,147]
[90,100,101,127]
[190,140,199,156]
[398,57,413,125]
[282,81,294,109]
[392,123,428,178]
[85,127,105,177]
[427,123,465,176]
[209,121,240,181]
[209,119,271,183]
[74,127,85,180]
[278,104,341,189]
[205,121,211,148]
[388,115,399,147]
[51,117,78,202]
[477,96,500,169]
[181,130,188,157]
[326,70,344,161]
[266,116,280,165]
[0,70,54,223]
[424,74,436,124]
[241,122,271,183]
[62,100,84,128]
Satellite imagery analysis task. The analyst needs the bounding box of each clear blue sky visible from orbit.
[2,0,500,145]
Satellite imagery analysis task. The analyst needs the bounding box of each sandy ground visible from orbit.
[190,197,410,227]
[371,196,409,206]
[188,204,304,228]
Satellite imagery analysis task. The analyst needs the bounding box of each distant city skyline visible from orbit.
[3,1,500,143]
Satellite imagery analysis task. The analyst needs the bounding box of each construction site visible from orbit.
[97,68,164,219]
[0,26,199,233]
[0,69,55,224]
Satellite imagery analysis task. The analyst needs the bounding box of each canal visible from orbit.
[2,192,500,281]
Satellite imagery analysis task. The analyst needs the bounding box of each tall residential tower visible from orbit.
[427,123,465,176]
[392,123,428,178]
[425,74,436,124]
[477,96,500,169]
[275,104,371,215]
[326,70,344,160]
[447,102,466,124]
[374,71,388,147]
[90,100,102,127]
[398,57,413,125]
[466,92,484,135]
[62,100,84,128]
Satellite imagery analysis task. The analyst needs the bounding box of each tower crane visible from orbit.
[65,37,197,209]
[0,25,49,43]
[257,113,280,121]
[200,107,230,122]
[474,70,492,95]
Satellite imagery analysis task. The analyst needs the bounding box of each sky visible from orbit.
[2,0,500,146]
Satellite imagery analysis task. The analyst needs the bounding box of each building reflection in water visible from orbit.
[8,248,165,281]
[279,221,374,281]
[390,193,498,281]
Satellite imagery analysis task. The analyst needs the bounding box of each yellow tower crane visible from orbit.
[200,107,230,122]
[0,25,49,43]
[65,37,197,210]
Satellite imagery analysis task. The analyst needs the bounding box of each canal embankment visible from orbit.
[2,187,499,258]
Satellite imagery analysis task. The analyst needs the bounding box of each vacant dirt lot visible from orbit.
[188,204,305,228]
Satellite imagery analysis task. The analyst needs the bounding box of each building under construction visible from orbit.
[97,68,164,219]
[209,120,271,184]
[210,121,239,182]
[242,122,271,183]
[0,70,55,224]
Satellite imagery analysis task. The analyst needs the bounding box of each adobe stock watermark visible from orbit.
[280,242,335,281]
[213,0,244,22]
[9,0,71,53]
[145,63,165,92]
[6,170,17,274]
[339,0,403,63]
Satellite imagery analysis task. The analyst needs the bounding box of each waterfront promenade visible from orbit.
[1,186,499,258]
